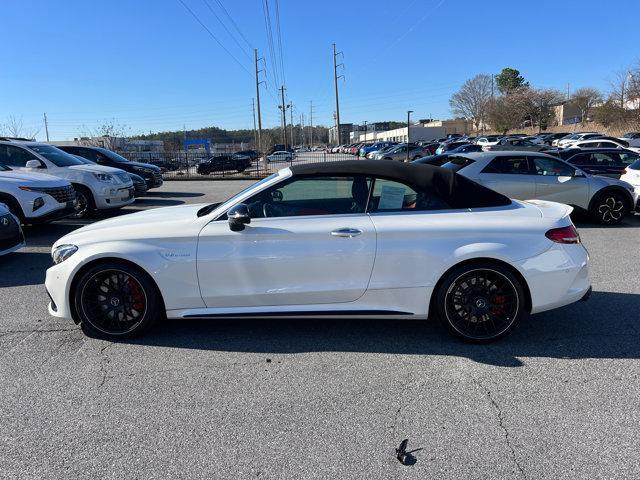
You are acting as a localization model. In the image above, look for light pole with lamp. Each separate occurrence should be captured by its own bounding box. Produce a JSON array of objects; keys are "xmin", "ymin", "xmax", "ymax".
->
[{"xmin": 406, "ymin": 110, "xmax": 414, "ymax": 162}]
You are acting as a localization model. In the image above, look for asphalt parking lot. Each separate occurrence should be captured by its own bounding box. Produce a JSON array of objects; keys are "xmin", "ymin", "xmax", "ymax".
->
[{"xmin": 1, "ymin": 180, "xmax": 639, "ymax": 480}]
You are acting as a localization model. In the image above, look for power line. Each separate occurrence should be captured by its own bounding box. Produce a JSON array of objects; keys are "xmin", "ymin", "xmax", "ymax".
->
[
  {"xmin": 274, "ymin": 0, "xmax": 286, "ymax": 87},
  {"xmin": 212, "ymin": 0, "xmax": 254, "ymax": 51},
  {"xmin": 201, "ymin": 0, "xmax": 252, "ymax": 61},
  {"xmin": 261, "ymin": 0, "xmax": 280, "ymax": 90},
  {"xmin": 175, "ymin": 0, "xmax": 252, "ymax": 77}
]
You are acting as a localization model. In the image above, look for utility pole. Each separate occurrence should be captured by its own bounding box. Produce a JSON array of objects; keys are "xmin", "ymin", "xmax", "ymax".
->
[
  {"xmin": 254, "ymin": 49, "xmax": 264, "ymax": 156},
  {"xmin": 252, "ymin": 98, "xmax": 257, "ymax": 148},
  {"xmin": 289, "ymin": 102, "xmax": 294, "ymax": 148},
  {"xmin": 566, "ymin": 83, "xmax": 570, "ymax": 101},
  {"xmin": 309, "ymin": 100, "xmax": 314, "ymax": 148},
  {"xmin": 43, "ymin": 113, "xmax": 50, "ymax": 142},
  {"xmin": 491, "ymin": 75, "xmax": 495, "ymax": 100},
  {"xmin": 332, "ymin": 43, "xmax": 344, "ymax": 145},
  {"xmin": 278, "ymin": 85, "xmax": 288, "ymax": 147},
  {"xmin": 406, "ymin": 110, "xmax": 413, "ymax": 163}
]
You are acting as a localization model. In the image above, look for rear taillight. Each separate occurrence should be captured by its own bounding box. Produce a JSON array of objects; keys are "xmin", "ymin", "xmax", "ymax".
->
[{"xmin": 545, "ymin": 225, "xmax": 581, "ymax": 244}]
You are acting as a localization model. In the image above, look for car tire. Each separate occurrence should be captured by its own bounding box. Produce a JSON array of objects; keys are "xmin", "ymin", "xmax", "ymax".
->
[
  {"xmin": 435, "ymin": 262, "xmax": 527, "ymax": 343},
  {"xmin": 0, "ymin": 196, "xmax": 25, "ymax": 223},
  {"xmin": 70, "ymin": 185, "xmax": 95, "ymax": 219},
  {"xmin": 73, "ymin": 261, "xmax": 163, "ymax": 339},
  {"xmin": 590, "ymin": 191, "xmax": 628, "ymax": 225}
]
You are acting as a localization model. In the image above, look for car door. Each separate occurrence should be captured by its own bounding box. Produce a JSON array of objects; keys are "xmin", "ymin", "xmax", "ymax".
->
[
  {"xmin": 473, "ymin": 155, "xmax": 536, "ymax": 199},
  {"xmin": 588, "ymin": 152, "xmax": 625, "ymax": 177},
  {"xmin": 196, "ymin": 175, "xmax": 376, "ymax": 308},
  {"xmin": 365, "ymin": 177, "xmax": 469, "ymax": 292},
  {"xmin": 530, "ymin": 155, "xmax": 589, "ymax": 206}
]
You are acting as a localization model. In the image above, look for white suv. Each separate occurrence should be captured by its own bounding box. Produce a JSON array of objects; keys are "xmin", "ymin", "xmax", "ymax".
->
[
  {"xmin": 0, "ymin": 163, "xmax": 75, "ymax": 223},
  {"xmin": 0, "ymin": 140, "xmax": 134, "ymax": 218}
]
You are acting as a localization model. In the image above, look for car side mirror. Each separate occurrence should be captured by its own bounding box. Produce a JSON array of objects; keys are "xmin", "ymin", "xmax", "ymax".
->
[
  {"xmin": 227, "ymin": 203, "xmax": 251, "ymax": 231},
  {"xmin": 574, "ymin": 170, "xmax": 585, "ymax": 177},
  {"xmin": 25, "ymin": 159, "xmax": 43, "ymax": 169}
]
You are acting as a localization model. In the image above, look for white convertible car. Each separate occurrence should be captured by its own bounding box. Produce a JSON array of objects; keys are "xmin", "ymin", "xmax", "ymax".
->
[{"xmin": 46, "ymin": 161, "xmax": 591, "ymax": 342}]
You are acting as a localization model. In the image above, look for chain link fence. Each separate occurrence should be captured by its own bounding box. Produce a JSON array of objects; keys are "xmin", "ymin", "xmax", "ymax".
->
[{"xmin": 115, "ymin": 150, "xmax": 359, "ymax": 179}]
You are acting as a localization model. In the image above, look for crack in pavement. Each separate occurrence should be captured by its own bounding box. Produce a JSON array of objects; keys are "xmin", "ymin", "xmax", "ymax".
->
[
  {"xmin": 473, "ymin": 379, "xmax": 527, "ymax": 480},
  {"xmin": 98, "ymin": 343, "xmax": 113, "ymax": 388},
  {"xmin": 0, "ymin": 327, "xmax": 78, "ymax": 338},
  {"xmin": 390, "ymin": 371, "xmax": 413, "ymax": 440}
]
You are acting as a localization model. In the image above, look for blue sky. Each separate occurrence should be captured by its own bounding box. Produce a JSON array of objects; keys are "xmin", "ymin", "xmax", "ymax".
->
[{"xmin": 2, "ymin": 0, "xmax": 639, "ymax": 140}]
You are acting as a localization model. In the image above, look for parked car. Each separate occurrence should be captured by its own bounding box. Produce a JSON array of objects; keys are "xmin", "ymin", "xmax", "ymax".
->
[
  {"xmin": 360, "ymin": 142, "xmax": 396, "ymax": 157},
  {"xmin": 436, "ymin": 151, "xmax": 636, "ymax": 224},
  {"xmin": 538, "ymin": 133, "xmax": 571, "ymax": 145},
  {"xmin": 58, "ymin": 146, "xmax": 163, "ymax": 189},
  {"xmin": 435, "ymin": 141, "xmax": 473, "ymax": 154},
  {"xmin": 620, "ymin": 158, "xmax": 640, "ymax": 210},
  {"xmin": 235, "ymin": 150, "xmax": 260, "ymax": 161},
  {"xmin": 447, "ymin": 144, "xmax": 483, "ymax": 154},
  {"xmin": 267, "ymin": 144, "xmax": 293, "ymax": 155},
  {"xmin": 0, "ymin": 162, "xmax": 75, "ymax": 224},
  {"xmin": 486, "ymin": 138, "xmax": 551, "ymax": 152},
  {"xmin": 266, "ymin": 151, "xmax": 295, "ymax": 163},
  {"xmin": 0, "ymin": 140, "xmax": 134, "ymax": 218},
  {"xmin": 197, "ymin": 154, "xmax": 252, "ymax": 175},
  {"xmin": 522, "ymin": 136, "xmax": 546, "ymax": 145},
  {"xmin": 555, "ymin": 132, "xmax": 601, "ymax": 148},
  {"xmin": 72, "ymin": 155, "xmax": 148, "ymax": 197},
  {"xmin": 47, "ymin": 160, "xmax": 591, "ymax": 343},
  {"xmin": 475, "ymin": 135, "xmax": 503, "ymax": 147},
  {"xmin": 373, "ymin": 144, "xmax": 430, "ymax": 161},
  {"xmin": 0, "ymin": 202, "xmax": 25, "ymax": 256},
  {"xmin": 570, "ymin": 138, "xmax": 632, "ymax": 150},
  {"xmin": 553, "ymin": 148, "xmax": 640, "ymax": 178},
  {"xmin": 620, "ymin": 132, "xmax": 640, "ymax": 147}
]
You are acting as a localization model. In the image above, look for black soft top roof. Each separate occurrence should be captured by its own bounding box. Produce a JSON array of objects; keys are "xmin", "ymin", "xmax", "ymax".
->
[{"xmin": 290, "ymin": 160, "xmax": 511, "ymax": 209}]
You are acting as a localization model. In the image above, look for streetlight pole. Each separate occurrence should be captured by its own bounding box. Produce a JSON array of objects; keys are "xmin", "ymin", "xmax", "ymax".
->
[{"xmin": 406, "ymin": 110, "xmax": 413, "ymax": 162}]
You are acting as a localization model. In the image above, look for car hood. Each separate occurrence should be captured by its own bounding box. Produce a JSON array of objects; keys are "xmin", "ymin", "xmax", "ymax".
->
[
  {"xmin": 54, "ymin": 203, "xmax": 207, "ymax": 248},
  {"xmin": 124, "ymin": 161, "xmax": 161, "ymax": 171},
  {"xmin": 0, "ymin": 170, "xmax": 70, "ymax": 187},
  {"xmin": 67, "ymin": 164, "xmax": 127, "ymax": 175}
]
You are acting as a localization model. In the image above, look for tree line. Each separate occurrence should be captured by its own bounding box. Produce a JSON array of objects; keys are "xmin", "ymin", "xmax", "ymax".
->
[{"xmin": 450, "ymin": 65, "xmax": 640, "ymax": 134}]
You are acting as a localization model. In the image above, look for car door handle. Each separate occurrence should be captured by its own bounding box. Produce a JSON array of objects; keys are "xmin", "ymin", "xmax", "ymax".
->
[{"xmin": 331, "ymin": 228, "xmax": 362, "ymax": 238}]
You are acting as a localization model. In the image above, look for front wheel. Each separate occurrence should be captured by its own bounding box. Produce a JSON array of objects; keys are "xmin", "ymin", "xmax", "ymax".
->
[
  {"xmin": 590, "ymin": 191, "xmax": 627, "ymax": 225},
  {"xmin": 435, "ymin": 263, "xmax": 527, "ymax": 343},
  {"xmin": 70, "ymin": 186, "xmax": 95, "ymax": 219},
  {"xmin": 73, "ymin": 262, "xmax": 162, "ymax": 339}
]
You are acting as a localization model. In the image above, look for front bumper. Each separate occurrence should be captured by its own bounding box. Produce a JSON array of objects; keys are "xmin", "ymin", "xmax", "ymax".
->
[
  {"xmin": 94, "ymin": 186, "xmax": 135, "ymax": 210},
  {"xmin": 144, "ymin": 173, "xmax": 164, "ymax": 189},
  {"xmin": 27, "ymin": 203, "xmax": 76, "ymax": 224}
]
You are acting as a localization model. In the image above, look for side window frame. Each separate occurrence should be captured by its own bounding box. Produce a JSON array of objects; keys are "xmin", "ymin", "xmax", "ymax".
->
[
  {"xmin": 481, "ymin": 156, "xmax": 532, "ymax": 175},
  {"xmin": 0, "ymin": 144, "xmax": 39, "ymax": 168},
  {"xmin": 366, "ymin": 176, "xmax": 454, "ymax": 213}
]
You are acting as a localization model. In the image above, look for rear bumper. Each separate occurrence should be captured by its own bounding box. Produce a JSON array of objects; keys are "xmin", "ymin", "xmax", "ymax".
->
[{"xmin": 516, "ymin": 242, "xmax": 591, "ymax": 314}]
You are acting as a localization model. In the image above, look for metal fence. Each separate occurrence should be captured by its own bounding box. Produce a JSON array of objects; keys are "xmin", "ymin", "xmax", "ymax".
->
[{"xmin": 115, "ymin": 150, "xmax": 359, "ymax": 179}]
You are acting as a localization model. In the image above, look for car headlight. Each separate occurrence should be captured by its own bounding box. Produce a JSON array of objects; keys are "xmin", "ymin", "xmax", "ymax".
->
[
  {"xmin": 93, "ymin": 173, "xmax": 116, "ymax": 184},
  {"xmin": 52, "ymin": 244, "xmax": 78, "ymax": 265}
]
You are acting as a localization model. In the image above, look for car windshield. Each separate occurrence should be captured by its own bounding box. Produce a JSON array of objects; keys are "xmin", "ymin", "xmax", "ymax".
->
[
  {"xmin": 197, "ymin": 173, "xmax": 279, "ymax": 217},
  {"xmin": 27, "ymin": 144, "xmax": 84, "ymax": 167},
  {"xmin": 99, "ymin": 148, "xmax": 131, "ymax": 163}
]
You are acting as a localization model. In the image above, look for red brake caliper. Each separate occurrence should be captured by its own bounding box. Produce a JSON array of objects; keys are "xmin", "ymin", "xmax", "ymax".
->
[
  {"xmin": 127, "ymin": 278, "xmax": 145, "ymax": 312},
  {"xmin": 491, "ymin": 295, "xmax": 506, "ymax": 316}
]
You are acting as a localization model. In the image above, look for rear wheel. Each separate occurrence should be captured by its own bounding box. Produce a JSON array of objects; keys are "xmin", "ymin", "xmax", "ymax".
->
[
  {"xmin": 436, "ymin": 263, "xmax": 526, "ymax": 342},
  {"xmin": 73, "ymin": 262, "xmax": 162, "ymax": 339},
  {"xmin": 590, "ymin": 191, "xmax": 627, "ymax": 225}
]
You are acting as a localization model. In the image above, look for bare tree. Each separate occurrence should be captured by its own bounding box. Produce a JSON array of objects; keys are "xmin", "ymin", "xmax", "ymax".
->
[
  {"xmin": 79, "ymin": 119, "xmax": 130, "ymax": 149},
  {"xmin": 0, "ymin": 115, "xmax": 40, "ymax": 140},
  {"xmin": 519, "ymin": 88, "xmax": 564, "ymax": 131},
  {"xmin": 449, "ymin": 74, "xmax": 493, "ymax": 133},
  {"xmin": 571, "ymin": 88, "xmax": 603, "ymax": 124},
  {"xmin": 486, "ymin": 95, "xmax": 527, "ymax": 134}
]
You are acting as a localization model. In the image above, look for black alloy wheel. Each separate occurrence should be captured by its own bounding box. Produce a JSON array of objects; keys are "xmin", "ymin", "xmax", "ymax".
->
[
  {"xmin": 437, "ymin": 265, "xmax": 526, "ymax": 342},
  {"xmin": 70, "ymin": 187, "xmax": 93, "ymax": 219},
  {"xmin": 592, "ymin": 192, "xmax": 627, "ymax": 225},
  {"xmin": 74, "ymin": 263, "xmax": 161, "ymax": 339}
]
